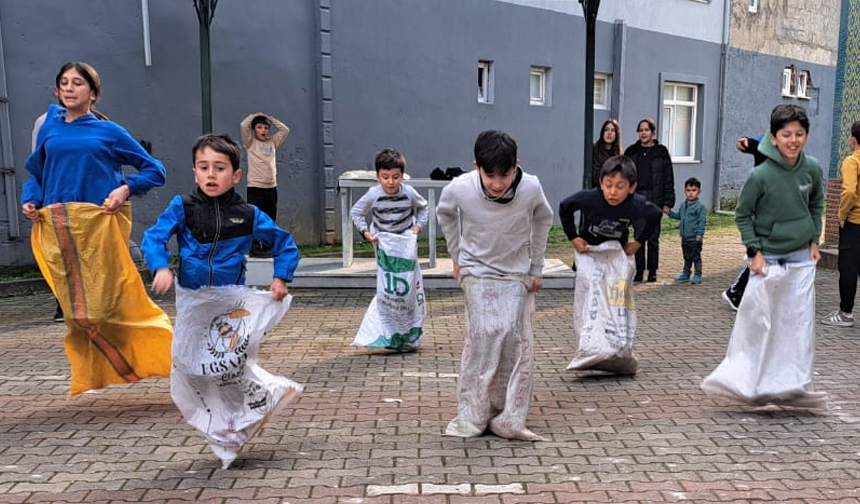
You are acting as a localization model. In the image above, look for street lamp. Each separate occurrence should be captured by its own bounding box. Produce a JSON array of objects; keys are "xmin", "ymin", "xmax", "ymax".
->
[
  {"xmin": 579, "ymin": 0, "xmax": 600, "ymax": 189},
  {"xmin": 193, "ymin": 0, "xmax": 218, "ymax": 134}
]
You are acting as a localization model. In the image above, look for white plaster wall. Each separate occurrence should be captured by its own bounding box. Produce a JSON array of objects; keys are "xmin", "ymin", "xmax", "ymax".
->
[{"xmin": 730, "ymin": 0, "xmax": 839, "ymax": 66}]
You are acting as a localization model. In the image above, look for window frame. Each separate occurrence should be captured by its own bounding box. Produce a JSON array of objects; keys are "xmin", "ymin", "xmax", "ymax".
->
[
  {"xmin": 781, "ymin": 66, "xmax": 797, "ymax": 97},
  {"xmin": 658, "ymin": 72, "xmax": 707, "ymax": 164},
  {"xmin": 594, "ymin": 73, "xmax": 610, "ymax": 110},
  {"xmin": 748, "ymin": 0, "xmax": 758, "ymax": 13},
  {"xmin": 529, "ymin": 66, "xmax": 547, "ymax": 106},
  {"xmin": 797, "ymin": 70, "xmax": 812, "ymax": 100},
  {"xmin": 478, "ymin": 60, "xmax": 494, "ymax": 104}
]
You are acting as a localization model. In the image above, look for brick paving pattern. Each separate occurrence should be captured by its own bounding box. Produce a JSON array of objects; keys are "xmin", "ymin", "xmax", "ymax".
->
[{"xmin": 1, "ymin": 232, "xmax": 859, "ymax": 503}]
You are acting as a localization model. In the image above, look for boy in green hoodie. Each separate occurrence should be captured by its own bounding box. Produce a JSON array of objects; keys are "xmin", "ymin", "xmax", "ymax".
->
[
  {"xmin": 701, "ymin": 104, "xmax": 828, "ymax": 410},
  {"xmin": 735, "ymin": 104, "xmax": 823, "ymax": 272}
]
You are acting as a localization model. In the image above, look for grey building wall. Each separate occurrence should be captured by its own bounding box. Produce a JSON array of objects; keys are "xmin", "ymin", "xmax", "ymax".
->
[
  {"xmin": 1, "ymin": 0, "xmax": 812, "ymax": 268},
  {"xmin": 329, "ymin": 0, "xmax": 581, "ymax": 217},
  {"xmin": 329, "ymin": 0, "xmax": 725, "ymax": 232},
  {"xmin": 0, "ymin": 0, "xmax": 320, "ymax": 267},
  {"xmin": 718, "ymin": 47, "xmax": 836, "ymax": 208},
  {"xmin": 614, "ymin": 26, "xmax": 723, "ymax": 210}
]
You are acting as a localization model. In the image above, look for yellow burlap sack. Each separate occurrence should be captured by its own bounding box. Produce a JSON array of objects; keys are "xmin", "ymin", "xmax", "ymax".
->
[{"xmin": 31, "ymin": 202, "xmax": 172, "ymax": 395}]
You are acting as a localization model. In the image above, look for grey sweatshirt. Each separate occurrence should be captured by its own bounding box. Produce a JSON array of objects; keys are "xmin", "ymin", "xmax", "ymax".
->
[{"xmin": 436, "ymin": 170, "xmax": 553, "ymax": 279}]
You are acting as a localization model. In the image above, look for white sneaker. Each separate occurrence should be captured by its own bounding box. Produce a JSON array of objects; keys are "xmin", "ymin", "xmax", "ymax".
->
[{"xmin": 821, "ymin": 310, "xmax": 854, "ymax": 327}]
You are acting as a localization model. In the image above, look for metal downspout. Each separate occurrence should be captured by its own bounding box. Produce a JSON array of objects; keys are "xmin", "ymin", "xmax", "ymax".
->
[
  {"xmin": 0, "ymin": 17, "xmax": 20, "ymax": 238},
  {"xmin": 712, "ymin": 0, "xmax": 732, "ymax": 212}
]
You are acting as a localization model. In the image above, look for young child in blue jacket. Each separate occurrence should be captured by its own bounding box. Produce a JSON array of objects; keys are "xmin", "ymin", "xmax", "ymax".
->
[
  {"xmin": 666, "ymin": 177, "xmax": 707, "ymax": 284},
  {"xmin": 142, "ymin": 134, "xmax": 299, "ymax": 298}
]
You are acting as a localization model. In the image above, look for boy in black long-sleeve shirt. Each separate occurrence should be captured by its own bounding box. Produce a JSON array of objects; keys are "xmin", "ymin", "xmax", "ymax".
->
[
  {"xmin": 559, "ymin": 155, "xmax": 663, "ymax": 375},
  {"xmin": 559, "ymin": 155, "xmax": 663, "ymax": 255}
]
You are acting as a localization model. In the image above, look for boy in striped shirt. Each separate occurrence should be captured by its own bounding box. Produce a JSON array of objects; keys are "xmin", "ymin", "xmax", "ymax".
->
[{"xmin": 350, "ymin": 148, "xmax": 428, "ymax": 242}]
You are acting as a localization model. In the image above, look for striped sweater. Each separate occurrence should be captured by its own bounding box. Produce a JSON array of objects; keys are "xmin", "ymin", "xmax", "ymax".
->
[{"xmin": 350, "ymin": 183, "xmax": 429, "ymax": 235}]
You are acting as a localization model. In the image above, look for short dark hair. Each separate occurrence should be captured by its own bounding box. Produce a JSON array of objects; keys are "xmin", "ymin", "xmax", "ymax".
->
[
  {"xmin": 474, "ymin": 130, "xmax": 517, "ymax": 175},
  {"xmin": 850, "ymin": 121, "xmax": 860, "ymax": 144},
  {"xmin": 250, "ymin": 115, "xmax": 270, "ymax": 129},
  {"xmin": 770, "ymin": 104, "xmax": 809, "ymax": 136},
  {"xmin": 599, "ymin": 155, "xmax": 637, "ymax": 184},
  {"xmin": 685, "ymin": 177, "xmax": 701, "ymax": 189},
  {"xmin": 374, "ymin": 148, "xmax": 407, "ymax": 173},
  {"xmin": 192, "ymin": 134, "xmax": 242, "ymax": 171}
]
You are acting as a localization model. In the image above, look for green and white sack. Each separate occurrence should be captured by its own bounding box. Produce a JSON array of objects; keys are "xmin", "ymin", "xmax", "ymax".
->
[{"xmin": 353, "ymin": 232, "xmax": 426, "ymax": 351}]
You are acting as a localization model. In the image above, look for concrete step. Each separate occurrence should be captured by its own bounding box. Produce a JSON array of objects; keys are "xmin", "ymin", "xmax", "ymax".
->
[{"xmin": 247, "ymin": 257, "xmax": 575, "ymax": 289}]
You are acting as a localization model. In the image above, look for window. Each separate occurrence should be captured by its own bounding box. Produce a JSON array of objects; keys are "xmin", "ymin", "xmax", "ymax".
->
[
  {"xmin": 781, "ymin": 65, "xmax": 797, "ymax": 97},
  {"xmin": 530, "ymin": 66, "xmax": 548, "ymax": 106},
  {"xmin": 594, "ymin": 73, "xmax": 610, "ymax": 110},
  {"xmin": 478, "ymin": 60, "xmax": 494, "ymax": 104},
  {"xmin": 662, "ymin": 82, "xmax": 698, "ymax": 161},
  {"xmin": 748, "ymin": 0, "xmax": 758, "ymax": 13},
  {"xmin": 797, "ymin": 70, "xmax": 812, "ymax": 99}
]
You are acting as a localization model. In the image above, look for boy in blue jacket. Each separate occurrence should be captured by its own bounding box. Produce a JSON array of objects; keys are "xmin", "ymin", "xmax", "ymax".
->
[
  {"xmin": 142, "ymin": 134, "xmax": 299, "ymax": 298},
  {"xmin": 666, "ymin": 177, "xmax": 707, "ymax": 284}
]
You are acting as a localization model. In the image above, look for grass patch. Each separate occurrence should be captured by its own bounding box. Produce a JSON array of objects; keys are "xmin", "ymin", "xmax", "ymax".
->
[{"xmin": 0, "ymin": 266, "xmax": 43, "ymax": 282}]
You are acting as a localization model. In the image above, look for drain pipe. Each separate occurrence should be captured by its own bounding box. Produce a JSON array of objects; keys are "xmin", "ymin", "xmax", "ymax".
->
[
  {"xmin": 712, "ymin": 0, "xmax": 732, "ymax": 213},
  {"xmin": 0, "ymin": 18, "xmax": 20, "ymax": 238}
]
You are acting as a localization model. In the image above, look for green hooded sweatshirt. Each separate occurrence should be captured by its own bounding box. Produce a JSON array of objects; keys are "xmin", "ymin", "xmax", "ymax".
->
[{"xmin": 734, "ymin": 132, "xmax": 824, "ymax": 255}]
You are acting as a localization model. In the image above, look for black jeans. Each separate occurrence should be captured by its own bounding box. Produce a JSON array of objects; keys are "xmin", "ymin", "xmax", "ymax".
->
[
  {"xmin": 247, "ymin": 186, "xmax": 278, "ymax": 223},
  {"xmin": 635, "ymin": 224, "xmax": 661, "ymax": 276},
  {"xmin": 838, "ymin": 221, "xmax": 860, "ymax": 313},
  {"xmin": 680, "ymin": 239, "xmax": 702, "ymax": 276},
  {"xmin": 247, "ymin": 187, "xmax": 278, "ymax": 253}
]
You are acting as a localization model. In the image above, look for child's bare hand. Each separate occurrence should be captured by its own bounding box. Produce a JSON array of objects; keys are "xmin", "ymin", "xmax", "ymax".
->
[
  {"xmin": 624, "ymin": 240, "xmax": 641, "ymax": 256},
  {"xmin": 452, "ymin": 262, "xmax": 460, "ymax": 281},
  {"xmin": 270, "ymin": 278, "xmax": 289, "ymax": 301},
  {"xmin": 103, "ymin": 184, "xmax": 131, "ymax": 214},
  {"xmin": 363, "ymin": 230, "xmax": 378, "ymax": 243},
  {"xmin": 736, "ymin": 137, "xmax": 749, "ymax": 152},
  {"xmin": 809, "ymin": 243, "xmax": 820, "ymax": 262},
  {"xmin": 529, "ymin": 276, "xmax": 544, "ymax": 293},
  {"xmin": 21, "ymin": 203, "xmax": 41, "ymax": 222},
  {"xmin": 411, "ymin": 226, "xmax": 421, "ymax": 234},
  {"xmin": 750, "ymin": 252, "xmax": 766, "ymax": 276},
  {"xmin": 151, "ymin": 268, "xmax": 174, "ymax": 295},
  {"xmin": 571, "ymin": 238, "xmax": 589, "ymax": 253}
]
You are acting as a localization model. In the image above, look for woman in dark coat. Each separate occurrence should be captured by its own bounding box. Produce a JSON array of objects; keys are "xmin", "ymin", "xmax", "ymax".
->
[{"xmin": 624, "ymin": 117, "xmax": 675, "ymax": 282}]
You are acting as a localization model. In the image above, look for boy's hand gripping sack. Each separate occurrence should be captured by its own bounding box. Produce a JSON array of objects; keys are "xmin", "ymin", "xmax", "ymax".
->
[
  {"xmin": 353, "ymin": 232, "xmax": 426, "ymax": 351},
  {"xmin": 172, "ymin": 285, "xmax": 303, "ymax": 469},
  {"xmin": 567, "ymin": 241, "xmax": 638, "ymax": 375}
]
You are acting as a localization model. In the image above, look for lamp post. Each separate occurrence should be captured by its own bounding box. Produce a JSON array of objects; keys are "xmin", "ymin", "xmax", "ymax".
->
[
  {"xmin": 579, "ymin": 0, "xmax": 600, "ymax": 189},
  {"xmin": 193, "ymin": 0, "xmax": 218, "ymax": 134}
]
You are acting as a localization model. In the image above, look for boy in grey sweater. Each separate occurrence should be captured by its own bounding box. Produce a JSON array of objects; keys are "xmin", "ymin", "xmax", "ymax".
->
[{"xmin": 437, "ymin": 130, "xmax": 553, "ymax": 441}]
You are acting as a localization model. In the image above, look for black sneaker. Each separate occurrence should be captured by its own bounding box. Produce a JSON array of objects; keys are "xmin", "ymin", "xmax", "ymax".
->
[
  {"xmin": 53, "ymin": 303, "xmax": 64, "ymax": 323},
  {"xmin": 647, "ymin": 274, "xmax": 657, "ymax": 283},
  {"xmin": 633, "ymin": 274, "xmax": 643, "ymax": 283},
  {"xmin": 721, "ymin": 290, "xmax": 740, "ymax": 311}
]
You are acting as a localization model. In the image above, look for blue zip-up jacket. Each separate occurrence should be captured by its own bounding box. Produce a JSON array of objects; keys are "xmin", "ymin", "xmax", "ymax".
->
[
  {"xmin": 142, "ymin": 188, "xmax": 299, "ymax": 289},
  {"xmin": 667, "ymin": 198, "xmax": 707, "ymax": 241},
  {"xmin": 23, "ymin": 104, "xmax": 166, "ymax": 207}
]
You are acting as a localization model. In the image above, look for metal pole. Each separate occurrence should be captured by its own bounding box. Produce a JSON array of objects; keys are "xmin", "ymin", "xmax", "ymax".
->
[
  {"xmin": 580, "ymin": 0, "xmax": 600, "ymax": 189},
  {"xmin": 194, "ymin": 0, "xmax": 218, "ymax": 134}
]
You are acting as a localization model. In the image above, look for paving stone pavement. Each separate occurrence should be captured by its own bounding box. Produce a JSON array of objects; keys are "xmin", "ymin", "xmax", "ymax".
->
[{"xmin": 1, "ymin": 233, "xmax": 860, "ymax": 504}]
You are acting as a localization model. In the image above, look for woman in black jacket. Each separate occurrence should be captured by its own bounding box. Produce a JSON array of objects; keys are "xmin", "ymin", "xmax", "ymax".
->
[{"xmin": 624, "ymin": 117, "xmax": 675, "ymax": 282}]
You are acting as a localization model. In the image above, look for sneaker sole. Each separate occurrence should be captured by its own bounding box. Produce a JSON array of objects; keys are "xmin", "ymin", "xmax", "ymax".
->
[
  {"xmin": 721, "ymin": 291, "xmax": 739, "ymax": 311},
  {"xmin": 821, "ymin": 320, "xmax": 854, "ymax": 327}
]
